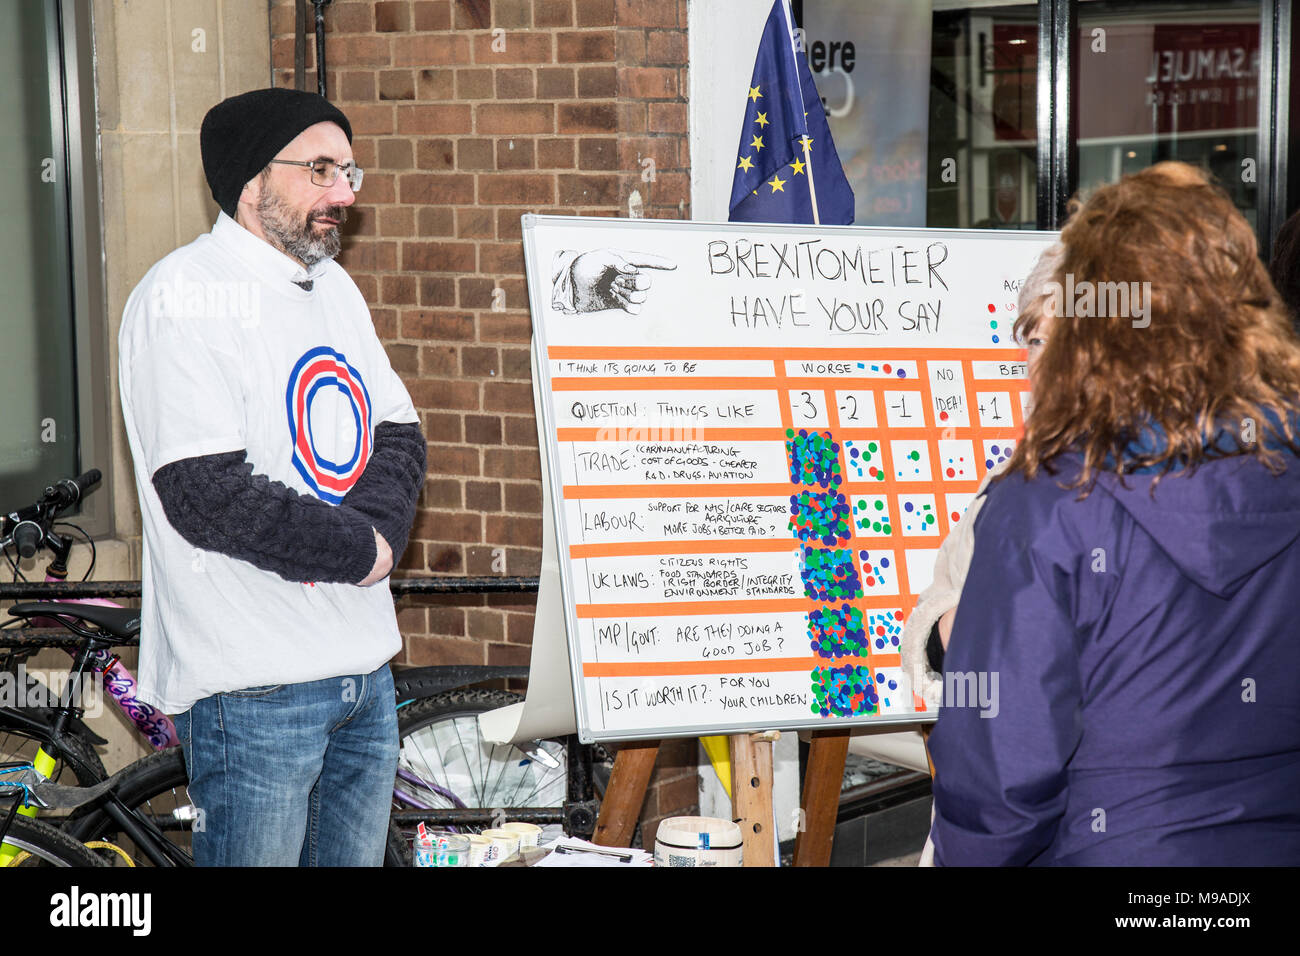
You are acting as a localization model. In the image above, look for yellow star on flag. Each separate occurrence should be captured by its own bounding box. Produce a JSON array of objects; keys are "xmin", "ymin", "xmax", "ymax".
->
[
  {"xmin": 748, "ymin": 85, "xmax": 762, "ymax": 102},
  {"xmin": 799, "ymin": 135, "xmax": 814, "ymax": 152},
  {"xmin": 755, "ymin": 111, "xmax": 770, "ymax": 128},
  {"xmin": 768, "ymin": 173, "xmax": 786, "ymax": 193},
  {"xmin": 738, "ymin": 155, "xmax": 754, "ymax": 172},
  {"xmin": 790, "ymin": 158, "xmax": 806, "ymax": 176},
  {"xmin": 750, "ymin": 134, "xmax": 765, "ymax": 152}
]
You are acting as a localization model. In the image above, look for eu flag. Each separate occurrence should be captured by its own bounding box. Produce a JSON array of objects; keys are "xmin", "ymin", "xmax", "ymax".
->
[{"xmin": 728, "ymin": 0, "xmax": 854, "ymax": 225}]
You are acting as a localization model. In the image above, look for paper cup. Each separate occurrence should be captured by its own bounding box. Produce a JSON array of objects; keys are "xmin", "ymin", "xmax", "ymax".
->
[
  {"xmin": 481, "ymin": 828, "xmax": 521, "ymax": 862},
  {"xmin": 501, "ymin": 822, "xmax": 543, "ymax": 849},
  {"xmin": 467, "ymin": 834, "xmax": 495, "ymax": 867}
]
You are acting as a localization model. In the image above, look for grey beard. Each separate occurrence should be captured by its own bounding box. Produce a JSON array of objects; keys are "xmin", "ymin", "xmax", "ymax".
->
[{"xmin": 255, "ymin": 189, "xmax": 344, "ymax": 267}]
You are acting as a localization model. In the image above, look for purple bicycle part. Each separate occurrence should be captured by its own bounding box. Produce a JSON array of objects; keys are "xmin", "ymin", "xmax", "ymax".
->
[
  {"xmin": 29, "ymin": 578, "xmax": 179, "ymax": 750},
  {"xmin": 394, "ymin": 765, "xmax": 465, "ymax": 810}
]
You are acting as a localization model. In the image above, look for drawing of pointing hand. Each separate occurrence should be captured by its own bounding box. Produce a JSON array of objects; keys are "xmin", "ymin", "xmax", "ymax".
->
[{"xmin": 568, "ymin": 249, "xmax": 677, "ymax": 314}]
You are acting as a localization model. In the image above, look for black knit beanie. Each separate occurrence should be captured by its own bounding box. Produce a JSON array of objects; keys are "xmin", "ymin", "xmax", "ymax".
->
[{"xmin": 200, "ymin": 88, "xmax": 353, "ymax": 218}]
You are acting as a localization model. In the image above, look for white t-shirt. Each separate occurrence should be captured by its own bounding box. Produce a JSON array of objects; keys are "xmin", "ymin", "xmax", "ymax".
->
[{"xmin": 118, "ymin": 213, "xmax": 419, "ymax": 714}]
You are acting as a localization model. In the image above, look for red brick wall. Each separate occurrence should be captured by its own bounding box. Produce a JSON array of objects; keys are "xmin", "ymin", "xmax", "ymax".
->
[{"xmin": 269, "ymin": 0, "xmax": 697, "ymax": 844}]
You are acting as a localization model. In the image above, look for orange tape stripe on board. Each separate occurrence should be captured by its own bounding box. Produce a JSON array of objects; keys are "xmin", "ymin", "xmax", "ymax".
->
[
  {"xmin": 555, "ymin": 427, "xmax": 1022, "ymax": 442},
  {"xmin": 575, "ymin": 596, "xmax": 911, "ymax": 616},
  {"xmin": 548, "ymin": 346, "xmax": 1025, "ymax": 361},
  {"xmin": 581, "ymin": 654, "xmax": 902, "ymax": 678}
]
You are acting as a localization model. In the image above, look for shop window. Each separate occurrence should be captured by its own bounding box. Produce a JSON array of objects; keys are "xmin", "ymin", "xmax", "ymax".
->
[
  {"xmin": 1076, "ymin": 0, "xmax": 1261, "ymax": 226},
  {"xmin": 0, "ymin": 0, "xmax": 103, "ymax": 524}
]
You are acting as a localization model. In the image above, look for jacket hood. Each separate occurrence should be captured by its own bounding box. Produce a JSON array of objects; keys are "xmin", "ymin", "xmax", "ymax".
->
[{"xmin": 1089, "ymin": 421, "xmax": 1300, "ymax": 598}]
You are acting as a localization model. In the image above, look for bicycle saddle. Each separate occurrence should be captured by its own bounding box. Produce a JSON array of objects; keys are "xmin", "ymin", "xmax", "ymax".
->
[{"xmin": 6, "ymin": 602, "xmax": 141, "ymax": 641}]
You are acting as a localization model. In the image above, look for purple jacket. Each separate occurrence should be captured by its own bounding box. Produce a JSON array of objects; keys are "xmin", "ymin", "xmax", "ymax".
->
[{"xmin": 929, "ymin": 447, "xmax": 1300, "ymax": 865}]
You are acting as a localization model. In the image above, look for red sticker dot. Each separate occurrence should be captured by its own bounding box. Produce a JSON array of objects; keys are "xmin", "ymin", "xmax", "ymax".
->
[
  {"xmin": 951, "ymin": 511, "xmax": 961, "ymax": 522},
  {"xmin": 987, "ymin": 303, "xmax": 996, "ymax": 313},
  {"xmin": 946, "ymin": 467, "xmax": 955, "ymax": 477},
  {"xmin": 939, "ymin": 410, "xmax": 948, "ymax": 421}
]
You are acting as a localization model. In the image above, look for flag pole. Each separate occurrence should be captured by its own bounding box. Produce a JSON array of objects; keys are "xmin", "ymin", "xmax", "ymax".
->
[{"xmin": 781, "ymin": 0, "xmax": 820, "ymax": 225}]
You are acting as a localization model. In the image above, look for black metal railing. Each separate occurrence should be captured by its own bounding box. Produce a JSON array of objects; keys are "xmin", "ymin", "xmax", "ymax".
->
[{"xmin": 0, "ymin": 576, "xmax": 541, "ymax": 601}]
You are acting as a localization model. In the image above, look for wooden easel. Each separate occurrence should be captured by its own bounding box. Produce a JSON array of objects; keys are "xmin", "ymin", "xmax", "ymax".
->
[
  {"xmin": 593, "ymin": 726, "xmax": 933, "ymax": 867},
  {"xmin": 591, "ymin": 730, "xmax": 793, "ymax": 866}
]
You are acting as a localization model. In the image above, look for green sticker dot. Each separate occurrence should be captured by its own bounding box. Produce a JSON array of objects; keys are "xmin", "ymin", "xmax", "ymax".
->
[{"xmin": 873, "ymin": 500, "xmax": 884, "ymax": 511}]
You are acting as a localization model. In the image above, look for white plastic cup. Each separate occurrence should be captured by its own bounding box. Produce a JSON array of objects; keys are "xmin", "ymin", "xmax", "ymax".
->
[
  {"xmin": 467, "ymin": 834, "xmax": 495, "ymax": 867},
  {"xmin": 481, "ymin": 828, "xmax": 521, "ymax": 862},
  {"xmin": 501, "ymin": 821, "xmax": 542, "ymax": 849}
]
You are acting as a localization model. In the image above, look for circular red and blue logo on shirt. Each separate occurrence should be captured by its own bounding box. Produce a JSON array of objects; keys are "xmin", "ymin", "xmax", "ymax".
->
[{"xmin": 285, "ymin": 345, "xmax": 372, "ymax": 503}]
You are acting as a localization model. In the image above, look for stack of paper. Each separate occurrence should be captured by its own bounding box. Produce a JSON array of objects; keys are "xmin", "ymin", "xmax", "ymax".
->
[{"xmin": 533, "ymin": 837, "xmax": 654, "ymax": 867}]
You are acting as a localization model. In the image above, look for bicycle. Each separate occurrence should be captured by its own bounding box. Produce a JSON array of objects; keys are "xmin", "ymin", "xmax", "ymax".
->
[
  {"xmin": 2, "ymin": 596, "xmax": 590, "ymax": 866},
  {"xmin": 1, "ymin": 469, "xmax": 174, "ymax": 784},
  {"xmin": 61, "ymin": 678, "xmax": 599, "ymax": 867},
  {"xmin": 2, "ymin": 469, "xmax": 602, "ymax": 865},
  {"xmin": 0, "ymin": 761, "xmax": 109, "ymax": 867}
]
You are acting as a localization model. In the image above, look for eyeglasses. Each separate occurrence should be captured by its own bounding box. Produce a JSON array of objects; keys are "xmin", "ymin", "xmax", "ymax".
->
[{"xmin": 267, "ymin": 158, "xmax": 364, "ymax": 192}]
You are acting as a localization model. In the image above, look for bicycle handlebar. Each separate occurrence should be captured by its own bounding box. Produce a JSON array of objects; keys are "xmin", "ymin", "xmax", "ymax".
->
[
  {"xmin": 1, "ymin": 467, "xmax": 103, "ymax": 557},
  {"xmin": 45, "ymin": 470, "xmax": 101, "ymax": 511}
]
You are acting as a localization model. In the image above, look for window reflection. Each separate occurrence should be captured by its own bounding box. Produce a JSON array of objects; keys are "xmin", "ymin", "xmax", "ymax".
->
[
  {"xmin": 804, "ymin": 0, "xmax": 1262, "ymax": 230},
  {"xmin": 1076, "ymin": 1, "xmax": 1260, "ymax": 226}
]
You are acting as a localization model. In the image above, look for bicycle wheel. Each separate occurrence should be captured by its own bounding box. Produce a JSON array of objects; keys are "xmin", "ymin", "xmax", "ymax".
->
[
  {"xmin": 390, "ymin": 689, "xmax": 568, "ymax": 863},
  {"xmin": 0, "ymin": 716, "xmax": 108, "ymax": 788},
  {"xmin": 64, "ymin": 747, "xmax": 193, "ymax": 867},
  {"xmin": 1, "ymin": 814, "xmax": 108, "ymax": 867}
]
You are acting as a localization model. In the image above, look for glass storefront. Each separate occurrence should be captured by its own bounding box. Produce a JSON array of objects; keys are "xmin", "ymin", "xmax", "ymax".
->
[
  {"xmin": 1076, "ymin": 1, "xmax": 1260, "ymax": 227},
  {"xmin": 798, "ymin": 0, "xmax": 1266, "ymax": 233}
]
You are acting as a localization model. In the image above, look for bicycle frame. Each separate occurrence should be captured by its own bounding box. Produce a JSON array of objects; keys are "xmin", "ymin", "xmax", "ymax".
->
[
  {"xmin": 0, "ymin": 541, "xmax": 180, "ymax": 865},
  {"xmin": 2, "ymin": 470, "xmax": 588, "ymax": 862}
]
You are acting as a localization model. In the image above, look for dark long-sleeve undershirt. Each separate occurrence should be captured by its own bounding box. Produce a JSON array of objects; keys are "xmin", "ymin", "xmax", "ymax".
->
[
  {"xmin": 340, "ymin": 420, "xmax": 426, "ymax": 564},
  {"xmin": 152, "ymin": 420, "xmax": 425, "ymax": 585},
  {"xmin": 926, "ymin": 619, "xmax": 945, "ymax": 675},
  {"xmin": 152, "ymin": 451, "xmax": 379, "ymax": 585}
]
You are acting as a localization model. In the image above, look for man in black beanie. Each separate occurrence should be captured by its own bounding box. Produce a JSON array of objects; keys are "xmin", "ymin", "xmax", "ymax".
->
[{"xmin": 117, "ymin": 88, "xmax": 426, "ymax": 866}]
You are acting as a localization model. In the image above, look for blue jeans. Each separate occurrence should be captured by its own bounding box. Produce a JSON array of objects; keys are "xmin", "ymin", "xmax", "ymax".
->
[{"xmin": 174, "ymin": 664, "xmax": 397, "ymax": 866}]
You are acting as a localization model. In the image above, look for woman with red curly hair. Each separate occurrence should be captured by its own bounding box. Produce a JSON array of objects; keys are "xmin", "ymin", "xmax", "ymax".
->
[{"xmin": 928, "ymin": 162, "xmax": 1300, "ymax": 865}]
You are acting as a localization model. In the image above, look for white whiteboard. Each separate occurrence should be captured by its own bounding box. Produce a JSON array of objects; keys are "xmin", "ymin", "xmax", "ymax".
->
[{"xmin": 521, "ymin": 215, "xmax": 1055, "ymax": 742}]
